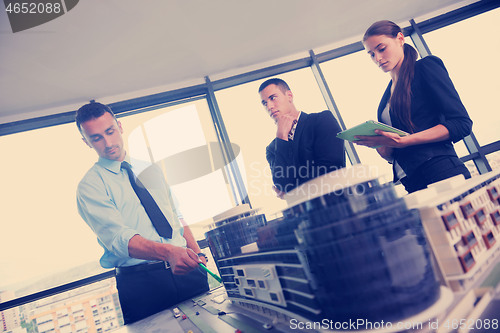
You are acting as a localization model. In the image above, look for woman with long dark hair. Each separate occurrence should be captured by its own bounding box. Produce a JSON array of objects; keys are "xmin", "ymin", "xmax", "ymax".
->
[{"xmin": 356, "ymin": 20, "xmax": 472, "ymax": 193}]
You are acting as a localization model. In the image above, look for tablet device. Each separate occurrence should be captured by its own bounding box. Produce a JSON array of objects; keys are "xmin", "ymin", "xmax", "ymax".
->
[{"xmin": 336, "ymin": 120, "xmax": 408, "ymax": 142}]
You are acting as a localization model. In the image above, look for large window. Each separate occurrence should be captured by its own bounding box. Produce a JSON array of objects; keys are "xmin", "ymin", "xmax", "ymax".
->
[
  {"xmin": 0, "ymin": 99, "xmax": 228, "ymax": 303},
  {"xmin": 423, "ymin": 8, "xmax": 500, "ymax": 147},
  {"xmin": 120, "ymin": 99, "xmax": 239, "ymax": 238},
  {"xmin": 0, "ymin": 123, "xmax": 106, "ymax": 300},
  {"xmin": 216, "ymin": 68, "xmax": 329, "ymax": 217},
  {"xmin": 320, "ymin": 50, "xmax": 394, "ymax": 180},
  {"xmin": 121, "ymin": 100, "xmax": 227, "ymax": 291},
  {"xmin": 0, "ymin": 100, "xmax": 226, "ymax": 333}
]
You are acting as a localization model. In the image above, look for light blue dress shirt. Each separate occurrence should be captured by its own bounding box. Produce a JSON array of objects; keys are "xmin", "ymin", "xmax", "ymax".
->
[{"xmin": 77, "ymin": 157, "xmax": 186, "ymax": 268}]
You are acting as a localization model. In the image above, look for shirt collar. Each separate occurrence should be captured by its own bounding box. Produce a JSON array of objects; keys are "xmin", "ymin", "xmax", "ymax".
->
[
  {"xmin": 97, "ymin": 155, "xmax": 130, "ymax": 174},
  {"xmin": 288, "ymin": 111, "xmax": 302, "ymax": 141}
]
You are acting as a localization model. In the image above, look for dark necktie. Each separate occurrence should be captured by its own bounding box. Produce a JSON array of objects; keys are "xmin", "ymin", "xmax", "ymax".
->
[{"xmin": 121, "ymin": 161, "xmax": 173, "ymax": 239}]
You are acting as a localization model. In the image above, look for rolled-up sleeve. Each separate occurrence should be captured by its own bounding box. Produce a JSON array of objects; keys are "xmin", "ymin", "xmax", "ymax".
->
[
  {"xmin": 418, "ymin": 56, "xmax": 472, "ymax": 142},
  {"xmin": 77, "ymin": 177, "xmax": 137, "ymax": 262}
]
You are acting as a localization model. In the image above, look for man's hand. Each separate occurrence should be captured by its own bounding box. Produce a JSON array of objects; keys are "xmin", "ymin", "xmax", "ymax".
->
[
  {"xmin": 166, "ymin": 246, "xmax": 202, "ymax": 275},
  {"xmin": 198, "ymin": 254, "xmax": 207, "ymax": 265},
  {"xmin": 180, "ymin": 221, "xmax": 207, "ymax": 265},
  {"xmin": 128, "ymin": 235, "xmax": 201, "ymax": 275},
  {"xmin": 276, "ymin": 114, "xmax": 297, "ymax": 140}
]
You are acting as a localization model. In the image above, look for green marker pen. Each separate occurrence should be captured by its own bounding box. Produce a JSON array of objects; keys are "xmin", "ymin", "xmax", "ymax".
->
[{"xmin": 199, "ymin": 263, "xmax": 222, "ymax": 283}]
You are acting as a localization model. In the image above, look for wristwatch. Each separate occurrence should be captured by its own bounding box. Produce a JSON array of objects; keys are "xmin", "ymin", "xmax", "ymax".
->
[{"xmin": 197, "ymin": 253, "xmax": 208, "ymax": 262}]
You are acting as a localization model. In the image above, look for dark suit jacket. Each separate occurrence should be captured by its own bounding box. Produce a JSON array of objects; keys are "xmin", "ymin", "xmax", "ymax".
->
[
  {"xmin": 266, "ymin": 111, "xmax": 345, "ymax": 193},
  {"xmin": 377, "ymin": 56, "xmax": 472, "ymax": 179}
]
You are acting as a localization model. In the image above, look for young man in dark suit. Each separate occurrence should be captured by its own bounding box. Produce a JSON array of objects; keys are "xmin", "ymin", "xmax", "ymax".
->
[{"xmin": 259, "ymin": 78, "xmax": 345, "ymax": 197}]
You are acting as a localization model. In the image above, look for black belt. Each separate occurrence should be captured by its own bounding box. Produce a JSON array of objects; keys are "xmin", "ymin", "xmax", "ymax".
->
[{"xmin": 115, "ymin": 261, "xmax": 170, "ymax": 275}]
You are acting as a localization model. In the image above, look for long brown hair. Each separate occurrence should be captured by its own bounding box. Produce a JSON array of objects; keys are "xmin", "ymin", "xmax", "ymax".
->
[{"xmin": 363, "ymin": 20, "xmax": 418, "ymax": 132}]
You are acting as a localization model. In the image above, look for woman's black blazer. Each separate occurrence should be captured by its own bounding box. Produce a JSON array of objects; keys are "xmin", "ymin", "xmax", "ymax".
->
[{"xmin": 377, "ymin": 55, "xmax": 472, "ymax": 178}]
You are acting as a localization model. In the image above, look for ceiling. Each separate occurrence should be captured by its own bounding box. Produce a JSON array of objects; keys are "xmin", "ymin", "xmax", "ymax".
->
[{"xmin": 0, "ymin": 0, "xmax": 475, "ymax": 125}]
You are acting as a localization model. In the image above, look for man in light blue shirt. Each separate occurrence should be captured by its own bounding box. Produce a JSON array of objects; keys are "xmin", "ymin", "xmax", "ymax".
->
[{"xmin": 76, "ymin": 101, "xmax": 208, "ymax": 324}]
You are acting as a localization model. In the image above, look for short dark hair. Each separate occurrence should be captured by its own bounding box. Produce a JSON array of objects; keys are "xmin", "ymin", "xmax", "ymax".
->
[
  {"xmin": 258, "ymin": 78, "xmax": 291, "ymax": 93},
  {"xmin": 75, "ymin": 101, "xmax": 116, "ymax": 133}
]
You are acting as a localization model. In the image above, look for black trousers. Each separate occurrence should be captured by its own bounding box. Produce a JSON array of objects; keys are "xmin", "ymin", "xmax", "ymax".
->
[
  {"xmin": 400, "ymin": 155, "xmax": 471, "ymax": 193},
  {"xmin": 115, "ymin": 263, "xmax": 209, "ymax": 324}
]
